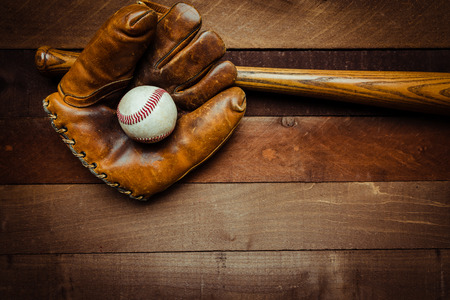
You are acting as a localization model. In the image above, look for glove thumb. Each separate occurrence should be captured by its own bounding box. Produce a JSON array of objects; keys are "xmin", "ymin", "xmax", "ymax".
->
[{"xmin": 59, "ymin": 4, "xmax": 158, "ymax": 107}]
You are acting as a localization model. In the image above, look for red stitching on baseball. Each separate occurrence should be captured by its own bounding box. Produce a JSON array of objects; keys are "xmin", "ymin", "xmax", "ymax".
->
[
  {"xmin": 117, "ymin": 88, "xmax": 166, "ymax": 125},
  {"xmin": 132, "ymin": 128, "xmax": 174, "ymax": 143}
]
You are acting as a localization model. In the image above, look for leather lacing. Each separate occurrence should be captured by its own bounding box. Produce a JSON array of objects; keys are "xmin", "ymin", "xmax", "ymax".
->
[{"xmin": 43, "ymin": 99, "xmax": 146, "ymax": 201}]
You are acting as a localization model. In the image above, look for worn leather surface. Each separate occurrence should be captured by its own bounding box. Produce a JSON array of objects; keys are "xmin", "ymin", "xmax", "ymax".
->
[
  {"xmin": 133, "ymin": 3, "xmax": 237, "ymax": 110},
  {"xmin": 43, "ymin": 2, "xmax": 246, "ymax": 200},
  {"xmin": 59, "ymin": 4, "xmax": 158, "ymax": 107}
]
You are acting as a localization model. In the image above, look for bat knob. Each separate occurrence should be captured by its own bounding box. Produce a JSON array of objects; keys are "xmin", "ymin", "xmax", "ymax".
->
[
  {"xmin": 35, "ymin": 46, "xmax": 52, "ymax": 74},
  {"xmin": 34, "ymin": 46, "xmax": 79, "ymax": 77}
]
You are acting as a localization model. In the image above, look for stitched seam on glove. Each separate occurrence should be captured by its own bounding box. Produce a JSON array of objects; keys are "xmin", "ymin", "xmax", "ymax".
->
[
  {"xmin": 154, "ymin": 25, "xmax": 201, "ymax": 70},
  {"xmin": 59, "ymin": 78, "xmax": 132, "ymax": 107},
  {"xmin": 138, "ymin": 1, "xmax": 170, "ymax": 17},
  {"xmin": 43, "ymin": 98, "xmax": 147, "ymax": 201},
  {"xmin": 173, "ymin": 64, "xmax": 213, "ymax": 94},
  {"xmin": 154, "ymin": 4, "xmax": 202, "ymax": 69}
]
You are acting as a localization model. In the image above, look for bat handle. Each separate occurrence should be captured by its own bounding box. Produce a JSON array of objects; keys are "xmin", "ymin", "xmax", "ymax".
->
[
  {"xmin": 35, "ymin": 47, "xmax": 450, "ymax": 115},
  {"xmin": 35, "ymin": 46, "xmax": 79, "ymax": 76}
]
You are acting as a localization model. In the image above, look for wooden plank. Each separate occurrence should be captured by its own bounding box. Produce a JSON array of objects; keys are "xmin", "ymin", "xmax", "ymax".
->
[
  {"xmin": 0, "ymin": 50, "xmax": 56, "ymax": 119},
  {"xmin": 194, "ymin": 116, "xmax": 450, "ymax": 183},
  {"xmin": 1, "ymin": 182, "xmax": 449, "ymax": 254},
  {"xmin": 0, "ymin": 250, "xmax": 447, "ymax": 299},
  {"xmin": 3, "ymin": 50, "xmax": 449, "ymax": 119},
  {"xmin": 1, "ymin": 0, "xmax": 449, "ymax": 49},
  {"xmin": 1, "ymin": 116, "xmax": 449, "ymax": 184}
]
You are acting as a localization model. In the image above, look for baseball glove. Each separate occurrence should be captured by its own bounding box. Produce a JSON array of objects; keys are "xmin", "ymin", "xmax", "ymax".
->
[{"xmin": 43, "ymin": 1, "xmax": 246, "ymax": 200}]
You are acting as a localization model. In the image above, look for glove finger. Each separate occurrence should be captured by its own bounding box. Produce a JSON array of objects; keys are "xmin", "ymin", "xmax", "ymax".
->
[
  {"xmin": 160, "ymin": 31, "xmax": 226, "ymax": 91},
  {"xmin": 172, "ymin": 61, "xmax": 237, "ymax": 110},
  {"xmin": 59, "ymin": 4, "xmax": 158, "ymax": 107},
  {"xmin": 154, "ymin": 3, "xmax": 202, "ymax": 68},
  {"xmin": 132, "ymin": 3, "xmax": 202, "ymax": 87}
]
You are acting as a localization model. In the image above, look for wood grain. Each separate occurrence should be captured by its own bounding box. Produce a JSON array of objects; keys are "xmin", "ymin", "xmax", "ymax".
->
[
  {"xmin": 1, "ymin": 0, "xmax": 449, "ymax": 49},
  {"xmin": 1, "ymin": 116, "xmax": 449, "ymax": 184},
  {"xmin": 1, "ymin": 250, "xmax": 448, "ymax": 299},
  {"xmin": 236, "ymin": 67, "xmax": 450, "ymax": 115},
  {"xmin": 195, "ymin": 116, "xmax": 450, "ymax": 183},
  {"xmin": 1, "ymin": 182, "xmax": 449, "ymax": 254}
]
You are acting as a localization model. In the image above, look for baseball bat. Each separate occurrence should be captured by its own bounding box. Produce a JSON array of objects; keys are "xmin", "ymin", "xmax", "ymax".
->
[{"xmin": 35, "ymin": 46, "xmax": 450, "ymax": 115}]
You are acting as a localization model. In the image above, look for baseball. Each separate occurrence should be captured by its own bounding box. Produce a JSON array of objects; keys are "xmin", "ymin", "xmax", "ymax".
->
[{"xmin": 117, "ymin": 86, "xmax": 177, "ymax": 143}]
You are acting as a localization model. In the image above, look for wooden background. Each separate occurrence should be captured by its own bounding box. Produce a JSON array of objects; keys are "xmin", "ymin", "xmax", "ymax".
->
[{"xmin": 1, "ymin": 0, "xmax": 449, "ymax": 298}]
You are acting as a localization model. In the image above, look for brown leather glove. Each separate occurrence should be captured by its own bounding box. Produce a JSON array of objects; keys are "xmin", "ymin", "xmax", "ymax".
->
[{"xmin": 43, "ymin": 1, "xmax": 246, "ymax": 201}]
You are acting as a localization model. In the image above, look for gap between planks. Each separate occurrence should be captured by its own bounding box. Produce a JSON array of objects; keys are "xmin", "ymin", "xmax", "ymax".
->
[{"xmin": 3, "ymin": 248, "xmax": 449, "ymax": 256}]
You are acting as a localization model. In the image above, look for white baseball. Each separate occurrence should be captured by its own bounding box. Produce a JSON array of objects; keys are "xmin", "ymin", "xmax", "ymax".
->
[{"xmin": 117, "ymin": 86, "xmax": 177, "ymax": 143}]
